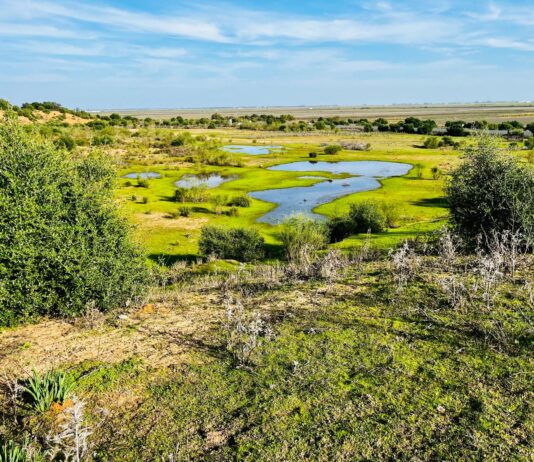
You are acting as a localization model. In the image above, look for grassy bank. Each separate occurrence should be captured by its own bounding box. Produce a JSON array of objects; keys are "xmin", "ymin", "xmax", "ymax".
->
[{"xmin": 2, "ymin": 250, "xmax": 532, "ymax": 460}]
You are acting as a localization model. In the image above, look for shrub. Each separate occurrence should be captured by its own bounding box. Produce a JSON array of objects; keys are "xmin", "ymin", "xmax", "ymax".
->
[
  {"xmin": 54, "ymin": 134, "xmax": 76, "ymax": 151},
  {"xmin": 431, "ymin": 166, "xmax": 441, "ymax": 180},
  {"xmin": 439, "ymin": 136, "xmax": 460, "ymax": 148},
  {"xmin": 277, "ymin": 216, "xmax": 328, "ymax": 264},
  {"xmin": 413, "ymin": 163, "xmax": 424, "ymax": 178},
  {"xmin": 226, "ymin": 207, "xmax": 239, "ymax": 217},
  {"xmin": 423, "ymin": 136, "xmax": 440, "ymax": 149},
  {"xmin": 447, "ymin": 136, "xmax": 534, "ymax": 247},
  {"xmin": 308, "ymin": 152, "xmax": 318, "ymax": 158},
  {"xmin": 23, "ymin": 370, "xmax": 74, "ymax": 412},
  {"xmin": 348, "ymin": 201, "xmax": 386, "ymax": 233},
  {"xmin": 380, "ymin": 200, "xmax": 401, "ymax": 228},
  {"xmin": 0, "ymin": 119, "xmax": 147, "ymax": 325},
  {"xmin": 137, "ymin": 177, "xmax": 149, "ymax": 188},
  {"xmin": 324, "ymin": 145, "xmax": 343, "ymax": 155},
  {"xmin": 327, "ymin": 216, "xmax": 354, "ymax": 243},
  {"xmin": 227, "ymin": 195, "xmax": 250, "ymax": 207},
  {"xmin": 91, "ymin": 134, "xmax": 113, "ymax": 146},
  {"xmin": 210, "ymin": 194, "xmax": 227, "ymax": 214},
  {"xmin": 199, "ymin": 226, "xmax": 264, "ymax": 261},
  {"xmin": 178, "ymin": 206, "xmax": 191, "ymax": 217},
  {"xmin": 328, "ymin": 200, "xmax": 397, "ymax": 242},
  {"xmin": 525, "ymin": 137, "xmax": 534, "ymax": 150},
  {"xmin": 174, "ymin": 186, "xmax": 207, "ymax": 203}
]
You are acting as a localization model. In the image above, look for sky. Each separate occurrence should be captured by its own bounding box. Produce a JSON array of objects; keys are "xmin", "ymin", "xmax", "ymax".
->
[{"xmin": 0, "ymin": 0, "xmax": 533, "ymax": 109}]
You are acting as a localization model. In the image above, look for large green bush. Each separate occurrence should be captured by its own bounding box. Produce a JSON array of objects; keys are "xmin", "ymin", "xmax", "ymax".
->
[
  {"xmin": 199, "ymin": 226, "xmax": 264, "ymax": 261},
  {"xmin": 328, "ymin": 200, "xmax": 393, "ymax": 242},
  {"xmin": 447, "ymin": 136, "xmax": 534, "ymax": 247},
  {"xmin": 348, "ymin": 201, "xmax": 386, "ymax": 233},
  {"xmin": 0, "ymin": 118, "xmax": 147, "ymax": 326}
]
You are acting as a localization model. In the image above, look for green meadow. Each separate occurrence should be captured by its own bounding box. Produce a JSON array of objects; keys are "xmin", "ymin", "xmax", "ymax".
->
[{"xmin": 116, "ymin": 130, "xmax": 459, "ymax": 260}]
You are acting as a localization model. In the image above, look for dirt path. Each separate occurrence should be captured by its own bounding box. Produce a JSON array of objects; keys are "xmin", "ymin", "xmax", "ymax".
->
[{"xmin": 0, "ymin": 293, "xmax": 223, "ymax": 376}]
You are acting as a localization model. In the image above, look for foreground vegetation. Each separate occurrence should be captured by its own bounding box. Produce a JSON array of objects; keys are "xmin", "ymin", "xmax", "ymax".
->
[{"xmin": 1, "ymin": 237, "xmax": 532, "ymax": 460}]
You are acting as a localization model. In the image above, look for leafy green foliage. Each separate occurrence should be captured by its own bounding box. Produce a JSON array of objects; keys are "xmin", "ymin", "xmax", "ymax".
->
[
  {"xmin": 277, "ymin": 216, "xmax": 328, "ymax": 263},
  {"xmin": 227, "ymin": 195, "xmax": 251, "ymax": 207},
  {"xmin": 0, "ymin": 440, "xmax": 28, "ymax": 462},
  {"xmin": 23, "ymin": 370, "xmax": 74, "ymax": 412},
  {"xmin": 199, "ymin": 226, "xmax": 265, "ymax": 261},
  {"xmin": 328, "ymin": 200, "xmax": 396, "ymax": 242},
  {"xmin": 423, "ymin": 136, "xmax": 440, "ymax": 149},
  {"xmin": 53, "ymin": 134, "xmax": 76, "ymax": 151},
  {"xmin": 348, "ymin": 201, "xmax": 387, "ymax": 233},
  {"xmin": 0, "ymin": 119, "xmax": 147, "ymax": 325},
  {"xmin": 324, "ymin": 145, "xmax": 342, "ymax": 155},
  {"xmin": 447, "ymin": 136, "xmax": 534, "ymax": 247}
]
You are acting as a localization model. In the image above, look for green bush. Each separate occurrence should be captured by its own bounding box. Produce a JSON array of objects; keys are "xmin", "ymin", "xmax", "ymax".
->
[
  {"xmin": 0, "ymin": 119, "xmax": 147, "ymax": 325},
  {"xmin": 226, "ymin": 207, "xmax": 239, "ymax": 217},
  {"xmin": 447, "ymin": 136, "xmax": 534, "ymax": 247},
  {"xmin": 277, "ymin": 216, "xmax": 328, "ymax": 263},
  {"xmin": 91, "ymin": 134, "xmax": 114, "ymax": 146},
  {"xmin": 327, "ymin": 216, "xmax": 354, "ymax": 243},
  {"xmin": 178, "ymin": 206, "xmax": 191, "ymax": 217},
  {"xmin": 328, "ymin": 200, "xmax": 397, "ymax": 242},
  {"xmin": 199, "ymin": 226, "xmax": 264, "ymax": 261},
  {"xmin": 525, "ymin": 137, "xmax": 534, "ymax": 150},
  {"xmin": 174, "ymin": 186, "xmax": 208, "ymax": 203},
  {"xmin": 53, "ymin": 134, "xmax": 76, "ymax": 151},
  {"xmin": 227, "ymin": 195, "xmax": 251, "ymax": 207},
  {"xmin": 423, "ymin": 136, "xmax": 440, "ymax": 149},
  {"xmin": 324, "ymin": 145, "xmax": 342, "ymax": 155},
  {"xmin": 348, "ymin": 201, "xmax": 386, "ymax": 233}
]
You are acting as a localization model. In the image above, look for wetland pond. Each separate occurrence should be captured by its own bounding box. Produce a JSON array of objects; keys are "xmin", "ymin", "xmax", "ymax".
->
[
  {"xmin": 250, "ymin": 161, "xmax": 412, "ymax": 223},
  {"xmin": 223, "ymin": 145, "xmax": 284, "ymax": 155},
  {"xmin": 175, "ymin": 172, "xmax": 237, "ymax": 189},
  {"xmin": 123, "ymin": 172, "xmax": 161, "ymax": 179}
]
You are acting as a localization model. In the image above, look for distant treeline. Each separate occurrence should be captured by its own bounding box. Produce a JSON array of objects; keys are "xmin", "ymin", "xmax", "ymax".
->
[{"xmin": 2, "ymin": 99, "xmax": 534, "ymax": 137}]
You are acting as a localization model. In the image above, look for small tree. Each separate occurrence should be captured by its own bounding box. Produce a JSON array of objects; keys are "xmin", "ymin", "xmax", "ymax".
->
[
  {"xmin": 0, "ymin": 117, "xmax": 147, "ymax": 325},
  {"xmin": 447, "ymin": 136, "xmax": 534, "ymax": 248}
]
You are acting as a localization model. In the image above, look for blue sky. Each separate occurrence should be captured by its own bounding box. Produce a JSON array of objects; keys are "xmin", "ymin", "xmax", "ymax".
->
[{"xmin": 0, "ymin": 0, "xmax": 533, "ymax": 109}]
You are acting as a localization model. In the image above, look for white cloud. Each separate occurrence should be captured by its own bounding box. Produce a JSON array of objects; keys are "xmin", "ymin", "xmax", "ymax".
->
[
  {"xmin": 0, "ymin": 23, "xmax": 79, "ymax": 38},
  {"xmin": 2, "ymin": 0, "xmax": 228, "ymax": 42}
]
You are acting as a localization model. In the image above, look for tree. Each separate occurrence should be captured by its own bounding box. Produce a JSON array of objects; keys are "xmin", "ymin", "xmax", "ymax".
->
[
  {"xmin": 0, "ymin": 117, "xmax": 147, "ymax": 326},
  {"xmin": 447, "ymin": 136, "xmax": 534, "ymax": 247},
  {"xmin": 445, "ymin": 121, "xmax": 467, "ymax": 137}
]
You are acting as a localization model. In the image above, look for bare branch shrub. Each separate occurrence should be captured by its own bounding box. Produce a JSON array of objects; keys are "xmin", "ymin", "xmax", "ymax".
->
[
  {"xmin": 390, "ymin": 242, "xmax": 420, "ymax": 291},
  {"xmin": 223, "ymin": 294, "xmax": 273, "ymax": 366},
  {"xmin": 48, "ymin": 398, "xmax": 92, "ymax": 462}
]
